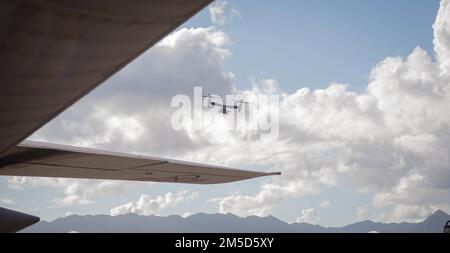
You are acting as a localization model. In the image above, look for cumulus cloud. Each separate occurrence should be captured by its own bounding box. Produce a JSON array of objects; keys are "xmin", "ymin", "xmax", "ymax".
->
[
  {"xmin": 110, "ymin": 190, "xmax": 198, "ymax": 216},
  {"xmin": 434, "ymin": 0, "xmax": 450, "ymax": 74},
  {"xmin": 8, "ymin": 177, "xmax": 132, "ymax": 207},
  {"xmin": 18, "ymin": 0, "xmax": 450, "ymax": 222},
  {"xmin": 295, "ymin": 208, "xmax": 320, "ymax": 224},
  {"xmin": 211, "ymin": 175, "xmax": 319, "ymax": 217},
  {"xmin": 209, "ymin": 1, "xmax": 240, "ymax": 26}
]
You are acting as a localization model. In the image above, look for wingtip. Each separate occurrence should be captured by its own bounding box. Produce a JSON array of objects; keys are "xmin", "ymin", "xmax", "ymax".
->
[{"xmin": 266, "ymin": 172, "xmax": 281, "ymax": 176}]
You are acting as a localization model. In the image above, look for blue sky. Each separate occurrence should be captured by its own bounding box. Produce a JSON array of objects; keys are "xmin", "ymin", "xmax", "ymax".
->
[
  {"xmin": 186, "ymin": 0, "xmax": 439, "ymax": 92},
  {"xmin": 2, "ymin": 0, "xmax": 449, "ymax": 228}
]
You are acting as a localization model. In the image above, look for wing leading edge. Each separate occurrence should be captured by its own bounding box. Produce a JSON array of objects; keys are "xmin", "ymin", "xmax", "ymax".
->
[{"xmin": 0, "ymin": 140, "xmax": 280, "ymax": 184}]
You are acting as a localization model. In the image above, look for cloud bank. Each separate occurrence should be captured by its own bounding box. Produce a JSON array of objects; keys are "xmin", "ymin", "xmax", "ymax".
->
[
  {"xmin": 110, "ymin": 190, "xmax": 198, "ymax": 216},
  {"xmin": 8, "ymin": 177, "xmax": 133, "ymax": 208}
]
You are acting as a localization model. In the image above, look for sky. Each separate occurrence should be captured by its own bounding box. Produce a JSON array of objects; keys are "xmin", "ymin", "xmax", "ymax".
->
[
  {"xmin": 186, "ymin": 0, "xmax": 440, "ymax": 92},
  {"xmin": 1, "ymin": 0, "xmax": 450, "ymax": 227}
]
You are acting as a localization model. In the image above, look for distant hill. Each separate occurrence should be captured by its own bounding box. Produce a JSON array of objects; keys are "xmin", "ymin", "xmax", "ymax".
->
[
  {"xmin": 410, "ymin": 209, "xmax": 450, "ymax": 233},
  {"xmin": 21, "ymin": 210, "xmax": 450, "ymax": 233}
]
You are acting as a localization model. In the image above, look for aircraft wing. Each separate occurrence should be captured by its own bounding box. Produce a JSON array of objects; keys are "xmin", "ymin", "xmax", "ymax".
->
[
  {"xmin": 0, "ymin": 140, "xmax": 280, "ymax": 184},
  {"xmin": 0, "ymin": 0, "xmax": 213, "ymax": 156}
]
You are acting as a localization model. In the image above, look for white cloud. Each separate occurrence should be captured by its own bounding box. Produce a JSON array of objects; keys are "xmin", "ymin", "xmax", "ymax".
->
[
  {"xmin": 182, "ymin": 212, "xmax": 192, "ymax": 218},
  {"xmin": 295, "ymin": 208, "xmax": 320, "ymax": 224},
  {"xmin": 434, "ymin": 0, "xmax": 450, "ymax": 74},
  {"xmin": 209, "ymin": 1, "xmax": 227, "ymax": 25},
  {"xmin": 110, "ymin": 190, "xmax": 198, "ymax": 216},
  {"xmin": 319, "ymin": 200, "xmax": 330, "ymax": 208},
  {"xmin": 8, "ymin": 177, "xmax": 133, "ymax": 207},
  {"xmin": 355, "ymin": 205, "xmax": 370, "ymax": 221},
  {"xmin": 375, "ymin": 205, "xmax": 435, "ymax": 223},
  {"xmin": 110, "ymin": 202, "xmax": 134, "ymax": 216},
  {"xmin": 209, "ymin": 1, "xmax": 240, "ymax": 26},
  {"xmin": 0, "ymin": 198, "xmax": 15, "ymax": 205},
  {"xmin": 211, "ymin": 177, "xmax": 319, "ymax": 217}
]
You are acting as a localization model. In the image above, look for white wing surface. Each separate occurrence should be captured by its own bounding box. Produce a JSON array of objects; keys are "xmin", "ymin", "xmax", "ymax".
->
[{"xmin": 0, "ymin": 140, "xmax": 280, "ymax": 184}]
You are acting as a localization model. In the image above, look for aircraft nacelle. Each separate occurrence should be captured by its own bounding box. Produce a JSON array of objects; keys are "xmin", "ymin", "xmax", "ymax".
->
[{"xmin": 208, "ymin": 98, "xmax": 245, "ymax": 114}]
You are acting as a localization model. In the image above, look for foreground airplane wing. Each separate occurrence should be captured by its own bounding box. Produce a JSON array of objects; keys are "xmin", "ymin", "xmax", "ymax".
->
[
  {"xmin": 0, "ymin": 0, "xmax": 213, "ymax": 156},
  {"xmin": 0, "ymin": 140, "xmax": 280, "ymax": 184}
]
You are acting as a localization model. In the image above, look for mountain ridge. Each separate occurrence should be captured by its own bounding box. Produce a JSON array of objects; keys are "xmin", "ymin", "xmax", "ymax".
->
[{"xmin": 22, "ymin": 209, "xmax": 450, "ymax": 233}]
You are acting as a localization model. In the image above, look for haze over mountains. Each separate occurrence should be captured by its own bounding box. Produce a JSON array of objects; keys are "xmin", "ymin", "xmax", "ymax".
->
[{"xmin": 22, "ymin": 210, "xmax": 450, "ymax": 233}]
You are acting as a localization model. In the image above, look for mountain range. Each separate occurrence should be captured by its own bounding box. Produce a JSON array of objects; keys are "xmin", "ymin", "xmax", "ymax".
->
[{"xmin": 22, "ymin": 209, "xmax": 450, "ymax": 233}]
